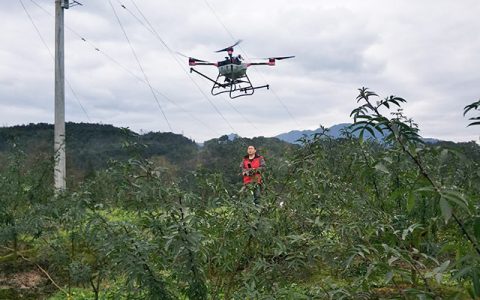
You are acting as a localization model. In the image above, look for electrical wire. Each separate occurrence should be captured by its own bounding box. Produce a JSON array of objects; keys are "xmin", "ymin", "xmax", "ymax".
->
[
  {"xmin": 108, "ymin": 0, "xmax": 173, "ymax": 132},
  {"xmin": 19, "ymin": 0, "xmax": 91, "ymax": 122},
  {"xmin": 203, "ymin": 0, "xmax": 301, "ymax": 128},
  {"xmin": 118, "ymin": 0, "xmax": 249, "ymax": 132},
  {"xmin": 28, "ymin": 0, "xmax": 221, "ymax": 136}
]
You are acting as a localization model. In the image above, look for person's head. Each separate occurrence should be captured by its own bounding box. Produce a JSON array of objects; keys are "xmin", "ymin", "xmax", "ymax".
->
[{"xmin": 247, "ymin": 145, "xmax": 256, "ymax": 156}]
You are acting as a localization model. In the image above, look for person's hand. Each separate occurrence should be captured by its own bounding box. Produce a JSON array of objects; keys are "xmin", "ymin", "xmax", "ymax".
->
[{"xmin": 243, "ymin": 169, "xmax": 254, "ymax": 176}]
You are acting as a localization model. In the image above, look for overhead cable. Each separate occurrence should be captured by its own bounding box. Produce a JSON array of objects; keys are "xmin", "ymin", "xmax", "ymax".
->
[
  {"xmin": 29, "ymin": 0, "xmax": 220, "ymax": 136},
  {"xmin": 19, "ymin": 0, "xmax": 91, "ymax": 122},
  {"xmin": 108, "ymin": 0, "xmax": 173, "ymax": 132},
  {"xmin": 203, "ymin": 0, "xmax": 301, "ymax": 128},
  {"xmin": 118, "ymin": 0, "xmax": 245, "ymax": 133}
]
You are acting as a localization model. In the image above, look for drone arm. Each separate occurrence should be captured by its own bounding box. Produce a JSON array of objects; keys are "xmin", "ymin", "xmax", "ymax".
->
[
  {"xmin": 188, "ymin": 56, "xmax": 217, "ymax": 66},
  {"xmin": 248, "ymin": 58, "xmax": 276, "ymax": 66},
  {"xmin": 194, "ymin": 62, "xmax": 217, "ymax": 66},
  {"xmin": 247, "ymin": 62, "xmax": 273, "ymax": 66},
  {"xmin": 189, "ymin": 61, "xmax": 217, "ymax": 66}
]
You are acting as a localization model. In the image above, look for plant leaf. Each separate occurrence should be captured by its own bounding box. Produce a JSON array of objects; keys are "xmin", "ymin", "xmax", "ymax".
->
[
  {"xmin": 474, "ymin": 217, "xmax": 480, "ymax": 241},
  {"xmin": 439, "ymin": 197, "xmax": 452, "ymax": 223},
  {"xmin": 407, "ymin": 191, "xmax": 416, "ymax": 212},
  {"xmin": 474, "ymin": 268, "xmax": 480, "ymax": 298},
  {"xmin": 374, "ymin": 162, "xmax": 389, "ymax": 174},
  {"xmin": 385, "ymin": 271, "xmax": 394, "ymax": 284}
]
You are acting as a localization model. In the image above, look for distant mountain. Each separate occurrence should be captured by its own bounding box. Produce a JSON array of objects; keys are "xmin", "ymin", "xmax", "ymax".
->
[
  {"xmin": 422, "ymin": 137, "xmax": 441, "ymax": 144},
  {"xmin": 275, "ymin": 123, "xmax": 361, "ymax": 144},
  {"xmin": 275, "ymin": 123, "xmax": 441, "ymax": 144}
]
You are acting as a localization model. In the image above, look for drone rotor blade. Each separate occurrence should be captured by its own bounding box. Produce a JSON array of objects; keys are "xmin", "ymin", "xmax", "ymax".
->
[
  {"xmin": 271, "ymin": 56, "xmax": 295, "ymax": 60},
  {"xmin": 231, "ymin": 39, "xmax": 242, "ymax": 48},
  {"xmin": 215, "ymin": 39, "xmax": 242, "ymax": 52},
  {"xmin": 190, "ymin": 57, "xmax": 210, "ymax": 63}
]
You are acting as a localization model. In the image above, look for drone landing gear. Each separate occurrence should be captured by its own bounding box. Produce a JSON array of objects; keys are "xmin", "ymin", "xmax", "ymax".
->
[{"xmin": 190, "ymin": 68, "xmax": 269, "ymax": 99}]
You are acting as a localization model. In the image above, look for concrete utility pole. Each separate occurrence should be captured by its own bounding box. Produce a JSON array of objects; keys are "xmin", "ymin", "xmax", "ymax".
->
[{"xmin": 54, "ymin": 0, "xmax": 68, "ymax": 192}]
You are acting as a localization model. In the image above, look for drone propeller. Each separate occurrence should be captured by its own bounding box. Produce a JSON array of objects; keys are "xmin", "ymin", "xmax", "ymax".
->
[
  {"xmin": 248, "ymin": 55, "xmax": 295, "ymax": 66},
  {"xmin": 215, "ymin": 40, "xmax": 242, "ymax": 53},
  {"xmin": 189, "ymin": 57, "xmax": 209, "ymax": 63},
  {"xmin": 248, "ymin": 56, "xmax": 295, "ymax": 60},
  {"xmin": 270, "ymin": 56, "xmax": 295, "ymax": 60}
]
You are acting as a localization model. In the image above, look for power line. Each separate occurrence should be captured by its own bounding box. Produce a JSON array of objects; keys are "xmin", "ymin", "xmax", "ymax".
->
[
  {"xmin": 203, "ymin": 0, "xmax": 236, "ymax": 44},
  {"xmin": 117, "ymin": 0, "xmax": 247, "ymax": 133},
  {"xmin": 203, "ymin": 0, "xmax": 301, "ymax": 128},
  {"xmin": 28, "ymin": 0, "xmax": 220, "ymax": 136},
  {"xmin": 19, "ymin": 0, "xmax": 91, "ymax": 122},
  {"xmin": 108, "ymin": 0, "xmax": 173, "ymax": 132}
]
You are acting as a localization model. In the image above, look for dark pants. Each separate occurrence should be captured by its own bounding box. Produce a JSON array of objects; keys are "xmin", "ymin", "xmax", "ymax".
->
[{"xmin": 242, "ymin": 183, "xmax": 262, "ymax": 204}]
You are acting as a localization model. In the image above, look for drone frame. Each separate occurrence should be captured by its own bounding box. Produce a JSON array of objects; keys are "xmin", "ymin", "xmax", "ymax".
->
[{"xmin": 190, "ymin": 67, "xmax": 269, "ymax": 99}]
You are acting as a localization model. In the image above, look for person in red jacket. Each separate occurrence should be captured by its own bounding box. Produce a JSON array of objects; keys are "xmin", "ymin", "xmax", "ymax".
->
[{"xmin": 240, "ymin": 145, "xmax": 266, "ymax": 203}]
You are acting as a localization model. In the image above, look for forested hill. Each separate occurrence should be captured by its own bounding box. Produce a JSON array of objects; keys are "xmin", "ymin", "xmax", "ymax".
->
[
  {"xmin": 0, "ymin": 122, "xmax": 297, "ymax": 181},
  {"xmin": 0, "ymin": 123, "xmax": 197, "ymax": 174}
]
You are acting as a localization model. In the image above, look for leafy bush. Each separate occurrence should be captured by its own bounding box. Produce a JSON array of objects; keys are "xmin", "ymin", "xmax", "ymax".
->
[{"xmin": 1, "ymin": 88, "xmax": 479, "ymax": 299}]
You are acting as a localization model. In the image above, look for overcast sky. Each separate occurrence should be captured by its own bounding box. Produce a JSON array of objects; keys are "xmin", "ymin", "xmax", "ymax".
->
[{"xmin": 1, "ymin": 0, "xmax": 479, "ymax": 142}]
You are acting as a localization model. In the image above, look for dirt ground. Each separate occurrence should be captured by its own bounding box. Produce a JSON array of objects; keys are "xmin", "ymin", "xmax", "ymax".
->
[{"xmin": 0, "ymin": 263, "xmax": 51, "ymax": 299}]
